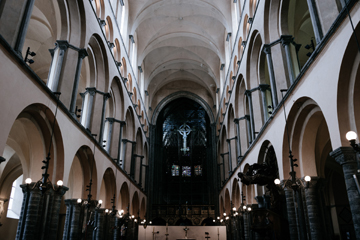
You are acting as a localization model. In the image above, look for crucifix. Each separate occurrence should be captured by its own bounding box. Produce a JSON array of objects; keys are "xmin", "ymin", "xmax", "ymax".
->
[{"xmin": 178, "ymin": 123, "xmax": 191, "ymax": 153}]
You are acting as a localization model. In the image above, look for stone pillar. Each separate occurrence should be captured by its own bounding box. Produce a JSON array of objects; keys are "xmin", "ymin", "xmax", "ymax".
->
[
  {"xmin": 116, "ymin": 121, "xmax": 126, "ymax": 165},
  {"xmin": 47, "ymin": 41, "xmax": 69, "ymax": 92},
  {"xmin": 99, "ymin": 93, "xmax": 111, "ymax": 144},
  {"xmin": 130, "ymin": 142, "xmax": 137, "ymax": 179},
  {"xmin": 14, "ymin": 0, "xmax": 35, "ymax": 55},
  {"xmin": 263, "ymin": 44, "xmax": 278, "ymax": 107},
  {"xmin": 283, "ymin": 185, "xmax": 299, "ymax": 240},
  {"xmin": 303, "ymin": 177, "xmax": 323, "ymax": 240},
  {"xmin": 16, "ymin": 182, "xmax": 68, "ymax": 240},
  {"xmin": 121, "ymin": 139, "xmax": 128, "ymax": 170},
  {"xmin": 259, "ymin": 84, "xmax": 270, "ymax": 122},
  {"xmin": 234, "ymin": 119, "xmax": 242, "ymax": 161},
  {"xmin": 220, "ymin": 153, "xmax": 227, "ymax": 182},
  {"xmin": 245, "ymin": 115, "xmax": 252, "ymax": 146},
  {"xmin": 69, "ymin": 49, "xmax": 88, "ymax": 117},
  {"xmin": 84, "ymin": 87, "xmax": 97, "ymax": 130},
  {"xmin": 281, "ymin": 35, "xmax": 295, "ymax": 85},
  {"xmin": 105, "ymin": 118, "xmax": 115, "ymax": 153},
  {"xmin": 306, "ymin": 0, "xmax": 324, "ymax": 44},
  {"xmin": 226, "ymin": 139, "xmax": 233, "ymax": 175},
  {"xmin": 330, "ymin": 147, "xmax": 360, "ymax": 239},
  {"xmin": 245, "ymin": 90, "xmax": 255, "ymax": 141},
  {"xmin": 139, "ymin": 156, "xmax": 144, "ymax": 187}
]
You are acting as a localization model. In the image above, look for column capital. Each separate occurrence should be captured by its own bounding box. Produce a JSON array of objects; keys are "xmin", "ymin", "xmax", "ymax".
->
[
  {"xmin": 78, "ymin": 48, "xmax": 88, "ymax": 59},
  {"xmin": 263, "ymin": 44, "xmax": 272, "ymax": 54},
  {"xmin": 258, "ymin": 84, "xmax": 270, "ymax": 91},
  {"xmin": 86, "ymin": 87, "xmax": 97, "ymax": 96},
  {"xmin": 104, "ymin": 92, "xmax": 111, "ymax": 100},
  {"xmin": 244, "ymin": 90, "xmax": 252, "ymax": 96},
  {"xmin": 55, "ymin": 40, "xmax": 70, "ymax": 50},
  {"xmin": 234, "ymin": 118, "xmax": 240, "ymax": 124},
  {"xmin": 106, "ymin": 117, "xmax": 115, "ymax": 123},
  {"xmin": 280, "ymin": 35, "xmax": 293, "ymax": 47},
  {"xmin": 330, "ymin": 147, "xmax": 357, "ymax": 166}
]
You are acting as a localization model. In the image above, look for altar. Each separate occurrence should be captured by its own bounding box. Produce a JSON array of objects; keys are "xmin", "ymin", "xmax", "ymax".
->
[{"xmin": 138, "ymin": 225, "xmax": 226, "ymax": 240}]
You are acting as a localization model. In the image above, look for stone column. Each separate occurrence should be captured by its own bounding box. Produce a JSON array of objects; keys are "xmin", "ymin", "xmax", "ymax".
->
[
  {"xmin": 104, "ymin": 118, "xmax": 115, "ymax": 152},
  {"xmin": 47, "ymin": 40, "xmax": 69, "ymax": 92},
  {"xmin": 245, "ymin": 90, "xmax": 255, "ymax": 141},
  {"xmin": 16, "ymin": 182, "xmax": 68, "ymax": 240},
  {"xmin": 116, "ymin": 121, "xmax": 126, "ymax": 165},
  {"xmin": 130, "ymin": 142, "xmax": 137, "ymax": 179},
  {"xmin": 244, "ymin": 115, "xmax": 252, "ymax": 146},
  {"xmin": 263, "ymin": 44, "xmax": 278, "ymax": 107},
  {"xmin": 226, "ymin": 139, "xmax": 233, "ymax": 175},
  {"xmin": 306, "ymin": 0, "xmax": 323, "ymax": 44},
  {"xmin": 70, "ymin": 49, "xmax": 88, "ymax": 117},
  {"xmin": 220, "ymin": 153, "xmax": 227, "ymax": 182},
  {"xmin": 234, "ymin": 119, "xmax": 242, "ymax": 161},
  {"xmin": 84, "ymin": 87, "xmax": 97, "ymax": 130},
  {"xmin": 139, "ymin": 156, "xmax": 144, "ymax": 187},
  {"xmin": 283, "ymin": 184, "xmax": 299, "ymax": 240},
  {"xmin": 281, "ymin": 35, "xmax": 295, "ymax": 85},
  {"xmin": 14, "ymin": 0, "xmax": 35, "ymax": 55},
  {"xmin": 303, "ymin": 177, "xmax": 323, "ymax": 240},
  {"xmin": 99, "ymin": 93, "xmax": 111, "ymax": 144},
  {"xmin": 259, "ymin": 84, "xmax": 270, "ymax": 122},
  {"xmin": 121, "ymin": 139, "xmax": 129, "ymax": 170},
  {"xmin": 330, "ymin": 147, "xmax": 360, "ymax": 239}
]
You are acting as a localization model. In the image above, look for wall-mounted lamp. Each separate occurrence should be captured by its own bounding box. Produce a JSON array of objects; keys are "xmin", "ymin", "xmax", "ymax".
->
[{"xmin": 24, "ymin": 47, "xmax": 36, "ymax": 64}]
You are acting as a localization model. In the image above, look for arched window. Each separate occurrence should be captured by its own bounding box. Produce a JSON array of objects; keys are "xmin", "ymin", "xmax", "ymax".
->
[{"xmin": 6, "ymin": 175, "xmax": 23, "ymax": 219}]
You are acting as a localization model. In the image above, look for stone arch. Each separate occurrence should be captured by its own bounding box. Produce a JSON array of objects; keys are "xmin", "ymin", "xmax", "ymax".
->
[
  {"xmin": 66, "ymin": 145, "xmax": 98, "ymax": 200},
  {"xmin": 249, "ymin": 0, "xmax": 258, "ymax": 17},
  {"xmin": 151, "ymin": 91, "xmax": 215, "ymax": 124},
  {"xmin": 132, "ymin": 191, "xmax": 139, "ymax": 216},
  {"xmin": 284, "ymin": 97, "xmax": 331, "ymax": 178},
  {"xmin": 243, "ymin": 14, "xmax": 250, "ymax": 40},
  {"xmin": 134, "ymin": 128, "xmax": 143, "ymax": 183},
  {"xmin": 238, "ymin": 37, "xmax": 244, "ymax": 59},
  {"xmin": 105, "ymin": 16, "xmax": 114, "ymax": 43},
  {"xmin": 224, "ymin": 188, "xmax": 231, "ymax": 215},
  {"xmin": 119, "ymin": 182, "xmax": 130, "ymax": 211},
  {"xmin": 280, "ymin": 0, "xmax": 315, "ymax": 69},
  {"xmin": 132, "ymin": 87, "xmax": 137, "ymax": 104},
  {"xmin": 99, "ymin": 167, "xmax": 116, "ymax": 209},
  {"xmin": 337, "ymin": 22, "xmax": 360, "ymax": 146},
  {"xmin": 140, "ymin": 197, "xmax": 146, "ymax": 219},
  {"xmin": 114, "ymin": 38, "xmax": 121, "ymax": 62},
  {"xmin": 232, "ymin": 178, "xmax": 240, "ymax": 209},
  {"xmin": 92, "ymin": 0, "xmax": 105, "ymax": 20},
  {"xmin": 220, "ymin": 196, "xmax": 224, "ymax": 216},
  {"xmin": 121, "ymin": 57, "xmax": 127, "ymax": 77},
  {"xmin": 22, "ymin": 0, "xmax": 70, "ymax": 82},
  {"xmin": 123, "ymin": 107, "xmax": 135, "ymax": 173},
  {"xmin": 227, "ymin": 104, "xmax": 237, "ymax": 170},
  {"xmin": 87, "ymin": 33, "xmax": 109, "ymax": 92},
  {"xmin": 220, "ymin": 125, "xmax": 229, "ymax": 180}
]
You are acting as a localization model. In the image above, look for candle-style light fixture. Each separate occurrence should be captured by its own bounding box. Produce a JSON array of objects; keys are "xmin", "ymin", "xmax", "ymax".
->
[{"xmin": 345, "ymin": 131, "xmax": 360, "ymax": 194}]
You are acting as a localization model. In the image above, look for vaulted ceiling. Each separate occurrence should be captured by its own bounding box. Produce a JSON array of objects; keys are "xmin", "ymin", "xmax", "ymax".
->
[{"xmin": 127, "ymin": 0, "xmax": 232, "ymax": 106}]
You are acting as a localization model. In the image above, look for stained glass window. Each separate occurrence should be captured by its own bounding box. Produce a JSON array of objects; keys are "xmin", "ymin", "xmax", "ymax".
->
[
  {"xmin": 172, "ymin": 165, "xmax": 179, "ymax": 176},
  {"xmin": 194, "ymin": 165, "xmax": 202, "ymax": 176},
  {"xmin": 182, "ymin": 166, "xmax": 191, "ymax": 177}
]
